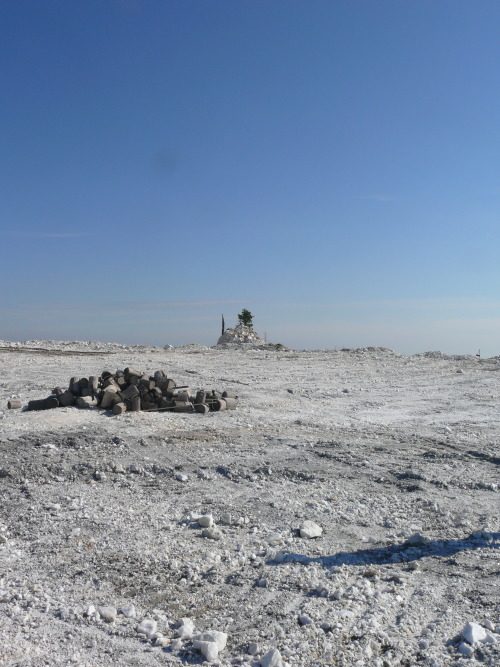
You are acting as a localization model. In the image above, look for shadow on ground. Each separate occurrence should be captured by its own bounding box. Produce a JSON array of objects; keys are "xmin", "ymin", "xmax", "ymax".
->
[{"xmin": 269, "ymin": 533, "xmax": 500, "ymax": 568}]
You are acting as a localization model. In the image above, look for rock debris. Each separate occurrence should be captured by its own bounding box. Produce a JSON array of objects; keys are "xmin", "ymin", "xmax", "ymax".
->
[{"xmin": 0, "ymin": 339, "xmax": 499, "ymax": 665}]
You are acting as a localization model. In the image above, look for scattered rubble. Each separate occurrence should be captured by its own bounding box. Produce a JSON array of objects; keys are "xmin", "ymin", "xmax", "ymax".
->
[{"xmin": 1, "ymin": 341, "xmax": 499, "ymax": 666}]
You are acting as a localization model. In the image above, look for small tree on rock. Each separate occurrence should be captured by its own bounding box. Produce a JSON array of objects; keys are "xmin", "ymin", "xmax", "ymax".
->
[{"xmin": 237, "ymin": 309, "xmax": 254, "ymax": 328}]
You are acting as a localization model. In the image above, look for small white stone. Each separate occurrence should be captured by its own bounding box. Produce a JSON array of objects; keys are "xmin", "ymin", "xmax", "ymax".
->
[
  {"xmin": 195, "ymin": 630, "xmax": 228, "ymax": 651},
  {"xmin": 136, "ymin": 619, "xmax": 157, "ymax": 639},
  {"xmin": 472, "ymin": 530, "xmax": 487, "ymax": 539},
  {"xmin": 193, "ymin": 640, "xmax": 218, "ymax": 661},
  {"xmin": 483, "ymin": 619, "xmax": 495, "ymax": 631},
  {"xmin": 202, "ymin": 526, "xmax": 223, "ymax": 540},
  {"xmin": 119, "ymin": 604, "xmax": 136, "ymax": 618},
  {"xmin": 260, "ymin": 648, "xmax": 283, "ymax": 667},
  {"xmin": 176, "ymin": 617, "xmax": 195, "ymax": 639},
  {"xmin": 299, "ymin": 521, "xmax": 322, "ymax": 539},
  {"xmin": 175, "ymin": 473, "xmax": 188, "ymax": 482},
  {"xmin": 266, "ymin": 532, "xmax": 283, "ymax": 545},
  {"xmin": 98, "ymin": 606, "xmax": 117, "ymax": 623},
  {"xmin": 405, "ymin": 532, "xmax": 428, "ymax": 546},
  {"xmin": 248, "ymin": 642, "xmax": 259, "ymax": 655},
  {"xmin": 462, "ymin": 621, "xmax": 487, "ymax": 644},
  {"xmin": 83, "ymin": 604, "xmax": 96, "ymax": 617},
  {"xmin": 458, "ymin": 642, "xmax": 474, "ymax": 655},
  {"xmin": 198, "ymin": 514, "xmax": 214, "ymax": 528},
  {"xmin": 298, "ymin": 614, "xmax": 313, "ymax": 626},
  {"xmin": 220, "ymin": 513, "xmax": 232, "ymax": 525},
  {"xmin": 155, "ymin": 636, "xmax": 169, "ymax": 647},
  {"xmin": 170, "ymin": 638, "xmax": 183, "ymax": 650}
]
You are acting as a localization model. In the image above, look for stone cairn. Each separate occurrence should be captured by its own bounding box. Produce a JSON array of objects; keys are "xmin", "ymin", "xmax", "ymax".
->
[{"xmin": 12, "ymin": 368, "xmax": 238, "ymax": 415}]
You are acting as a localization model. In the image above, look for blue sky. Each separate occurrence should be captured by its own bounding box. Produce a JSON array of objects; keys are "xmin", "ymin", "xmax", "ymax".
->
[{"xmin": 1, "ymin": 1, "xmax": 499, "ymax": 355}]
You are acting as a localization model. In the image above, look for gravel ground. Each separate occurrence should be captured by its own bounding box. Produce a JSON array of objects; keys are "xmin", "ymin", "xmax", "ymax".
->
[{"xmin": 0, "ymin": 340, "xmax": 499, "ymax": 666}]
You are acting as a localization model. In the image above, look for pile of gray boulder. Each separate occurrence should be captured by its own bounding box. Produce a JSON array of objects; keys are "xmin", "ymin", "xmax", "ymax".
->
[{"xmin": 15, "ymin": 367, "xmax": 238, "ymax": 415}]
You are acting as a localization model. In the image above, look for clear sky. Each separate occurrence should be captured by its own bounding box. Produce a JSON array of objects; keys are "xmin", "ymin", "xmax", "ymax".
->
[{"xmin": 1, "ymin": 1, "xmax": 499, "ymax": 356}]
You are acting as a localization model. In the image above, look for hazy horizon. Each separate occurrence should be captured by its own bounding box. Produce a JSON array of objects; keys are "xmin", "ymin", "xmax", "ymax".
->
[{"xmin": 1, "ymin": 297, "xmax": 496, "ymax": 358}]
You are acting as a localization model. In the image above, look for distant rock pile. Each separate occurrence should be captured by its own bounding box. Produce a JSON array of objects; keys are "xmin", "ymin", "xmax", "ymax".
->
[
  {"xmin": 15, "ymin": 367, "xmax": 238, "ymax": 415},
  {"xmin": 217, "ymin": 324, "xmax": 289, "ymax": 351},
  {"xmin": 217, "ymin": 324, "xmax": 265, "ymax": 346}
]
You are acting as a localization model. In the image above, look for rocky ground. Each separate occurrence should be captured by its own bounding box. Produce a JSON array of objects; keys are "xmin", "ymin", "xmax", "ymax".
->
[{"xmin": 0, "ymin": 340, "xmax": 498, "ymax": 666}]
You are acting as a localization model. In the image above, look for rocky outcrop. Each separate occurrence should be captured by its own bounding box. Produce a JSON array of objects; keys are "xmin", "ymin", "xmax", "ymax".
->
[
  {"xmin": 216, "ymin": 325, "xmax": 290, "ymax": 351},
  {"xmin": 217, "ymin": 325, "xmax": 266, "ymax": 346}
]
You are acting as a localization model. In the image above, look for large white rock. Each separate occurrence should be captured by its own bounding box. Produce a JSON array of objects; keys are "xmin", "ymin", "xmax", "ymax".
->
[
  {"xmin": 299, "ymin": 520, "xmax": 323, "ymax": 539},
  {"xmin": 462, "ymin": 621, "xmax": 487, "ymax": 644}
]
